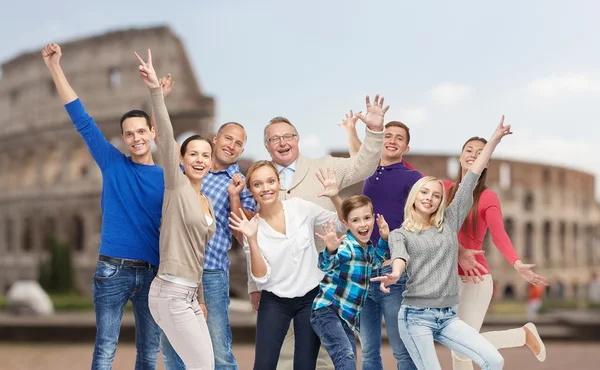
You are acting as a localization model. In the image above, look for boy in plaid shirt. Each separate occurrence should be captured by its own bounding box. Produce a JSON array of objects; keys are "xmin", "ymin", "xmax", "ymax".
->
[{"xmin": 311, "ymin": 195, "xmax": 390, "ymax": 369}]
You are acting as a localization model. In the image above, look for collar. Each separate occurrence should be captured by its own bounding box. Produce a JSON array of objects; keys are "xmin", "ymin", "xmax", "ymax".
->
[
  {"xmin": 209, "ymin": 162, "xmax": 240, "ymax": 178},
  {"xmin": 345, "ymin": 230, "xmax": 372, "ymax": 248},
  {"xmin": 378, "ymin": 160, "xmax": 409, "ymax": 170},
  {"xmin": 274, "ymin": 159, "xmax": 298, "ymax": 173}
]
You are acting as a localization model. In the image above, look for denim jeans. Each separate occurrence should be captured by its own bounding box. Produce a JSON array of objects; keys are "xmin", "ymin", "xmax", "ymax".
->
[
  {"xmin": 161, "ymin": 269, "xmax": 237, "ymax": 370},
  {"xmin": 254, "ymin": 287, "xmax": 321, "ymax": 370},
  {"xmin": 398, "ymin": 305, "xmax": 504, "ymax": 370},
  {"xmin": 310, "ymin": 306, "xmax": 357, "ymax": 370},
  {"xmin": 359, "ymin": 266, "xmax": 416, "ymax": 370},
  {"xmin": 91, "ymin": 259, "xmax": 161, "ymax": 370}
]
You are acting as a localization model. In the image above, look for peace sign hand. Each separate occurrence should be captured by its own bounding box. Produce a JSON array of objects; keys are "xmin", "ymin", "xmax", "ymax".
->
[
  {"xmin": 315, "ymin": 221, "xmax": 346, "ymax": 253},
  {"xmin": 354, "ymin": 94, "xmax": 390, "ymax": 132},
  {"xmin": 489, "ymin": 115, "xmax": 513, "ymax": 144},
  {"xmin": 134, "ymin": 49, "xmax": 160, "ymax": 89}
]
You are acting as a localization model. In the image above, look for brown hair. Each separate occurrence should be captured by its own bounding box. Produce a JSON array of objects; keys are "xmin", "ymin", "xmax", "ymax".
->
[
  {"xmin": 446, "ymin": 137, "xmax": 488, "ymax": 237},
  {"xmin": 263, "ymin": 116, "xmax": 299, "ymax": 142},
  {"xmin": 341, "ymin": 195, "xmax": 374, "ymax": 221},
  {"xmin": 245, "ymin": 160, "xmax": 280, "ymax": 189},
  {"xmin": 385, "ymin": 121, "xmax": 411, "ymax": 145}
]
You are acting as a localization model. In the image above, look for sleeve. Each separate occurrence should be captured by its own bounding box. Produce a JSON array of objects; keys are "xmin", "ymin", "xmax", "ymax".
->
[
  {"xmin": 389, "ymin": 229, "xmax": 409, "ymax": 264},
  {"xmin": 243, "ymin": 238, "xmax": 271, "ymax": 289},
  {"xmin": 305, "ymin": 200, "xmax": 346, "ymax": 232},
  {"xmin": 318, "ymin": 241, "xmax": 352, "ymax": 272},
  {"xmin": 65, "ymin": 99, "xmax": 122, "ymax": 171},
  {"xmin": 483, "ymin": 193, "xmax": 521, "ymax": 266},
  {"xmin": 373, "ymin": 238, "xmax": 391, "ymax": 268},
  {"xmin": 240, "ymin": 186, "xmax": 257, "ymax": 213},
  {"xmin": 445, "ymin": 170, "xmax": 480, "ymax": 231},
  {"xmin": 334, "ymin": 127, "xmax": 384, "ymax": 190},
  {"xmin": 150, "ymin": 87, "xmax": 181, "ymax": 189}
]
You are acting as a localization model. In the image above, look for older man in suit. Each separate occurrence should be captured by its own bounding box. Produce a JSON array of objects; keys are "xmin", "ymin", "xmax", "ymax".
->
[{"xmin": 247, "ymin": 95, "xmax": 388, "ymax": 370}]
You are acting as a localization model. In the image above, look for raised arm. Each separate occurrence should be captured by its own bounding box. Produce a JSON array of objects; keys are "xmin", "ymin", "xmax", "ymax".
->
[
  {"xmin": 315, "ymin": 222, "xmax": 350, "ymax": 271},
  {"xmin": 316, "ymin": 168, "xmax": 343, "ymax": 221},
  {"xmin": 42, "ymin": 43, "xmax": 120, "ymax": 170},
  {"xmin": 149, "ymin": 74, "xmax": 175, "ymax": 150},
  {"xmin": 339, "ymin": 110, "xmax": 362, "ymax": 156},
  {"xmin": 229, "ymin": 176, "xmax": 257, "ymax": 244},
  {"xmin": 229, "ymin": 212, "xmax": 270, "ymax": 280},
  {"xmin": 334, "ymin": 95, "xmax": 387, "ymax": 189},
  {"xmin": 135, "ymin": 49, "xmax": 179, "ymax": 188}
]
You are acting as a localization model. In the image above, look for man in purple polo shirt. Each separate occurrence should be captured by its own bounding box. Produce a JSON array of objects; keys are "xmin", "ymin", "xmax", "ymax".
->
[{"xmin": 341, "ymin": 120, "xmax": 420, "ymax": 370}]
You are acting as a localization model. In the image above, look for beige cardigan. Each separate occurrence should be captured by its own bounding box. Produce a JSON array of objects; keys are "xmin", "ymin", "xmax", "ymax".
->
[
  {"xmin": 151, "ymin": 87, "xmax": 216, "ymax": 303},
  {"xmin": 247, "ymin": 127, "xmax": 384, "ymax": 293}
]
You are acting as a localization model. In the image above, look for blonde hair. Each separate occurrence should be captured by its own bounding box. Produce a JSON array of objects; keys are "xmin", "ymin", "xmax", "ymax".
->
[
  {"xmin": 402, "ymin": 176, "xmax": 447, "ymax": 233},
  {"xmin": 245, "ymin": 160, "xmax": 280, "ymax": 189}
]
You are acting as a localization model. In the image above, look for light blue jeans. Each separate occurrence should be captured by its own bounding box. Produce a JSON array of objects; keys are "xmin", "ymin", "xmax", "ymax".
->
[
  {"xmin": 398, "ymin": 305, "xmax": 504, "ymax": 370},
  {"xmin": 160, "ymin": 269, "xmax": 237, "ymax": 370}
]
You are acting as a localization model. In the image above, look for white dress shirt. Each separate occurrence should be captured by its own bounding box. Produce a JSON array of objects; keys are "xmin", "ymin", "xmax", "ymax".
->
[
  {"xmin": 244, "ymin": 197, "xmax": 344, "ymax": 298},
  {"xmin": 275, "ymin": 160, "xmax": 298, "ymax": 190}
]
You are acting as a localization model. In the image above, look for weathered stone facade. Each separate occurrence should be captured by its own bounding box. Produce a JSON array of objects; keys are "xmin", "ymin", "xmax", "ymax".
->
[{"xmin": 0, "ymin": 26, "xmax": 214, "ymax": 293}]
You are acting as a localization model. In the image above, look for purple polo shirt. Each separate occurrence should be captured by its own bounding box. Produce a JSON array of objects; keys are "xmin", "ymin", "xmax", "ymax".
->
[{"xmin": 362, "ymin": 161, "xmax": 422, "ymax": 245}]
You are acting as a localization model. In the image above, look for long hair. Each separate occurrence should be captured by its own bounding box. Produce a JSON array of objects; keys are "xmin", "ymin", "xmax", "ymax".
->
[
  {"xmin": 446, "ymin": 137, "xmax": 488, "ymax": 237},
  {"xmin": 402, "ymin": 176, "xmax": 447, "ymax": 233}
]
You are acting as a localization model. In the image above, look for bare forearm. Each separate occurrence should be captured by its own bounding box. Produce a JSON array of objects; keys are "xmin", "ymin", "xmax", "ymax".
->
[
  {"xmin": 230, "ymin": 195, "xmax": 253, "ymax": 243},
  {"xmin": 391, "ymin": 258, "xmax": 407, "ymax": 276},
  {"xmin": 248, "ymin": 238, "xmax": 268, "ymax": 278},
  {"xmin": 470, "ymin": 139, "xmax": 499, "ymax": 175},
  {"xmin": 329, "ymin": 195, "xmax": 343, "ymax": 220},
  {"xmin": 48, "ymin": 64, "xmax": 78, "ymax": 105}
]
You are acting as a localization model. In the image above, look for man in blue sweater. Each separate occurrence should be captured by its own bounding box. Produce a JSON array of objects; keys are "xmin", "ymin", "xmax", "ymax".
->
[{"xmin": 43, "ymin": 43, "xmax": 164, "ymax": 370}]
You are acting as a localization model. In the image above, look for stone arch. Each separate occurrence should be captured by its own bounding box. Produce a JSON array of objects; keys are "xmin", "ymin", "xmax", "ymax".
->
[
  {"xmin": 543, "ymin": 221, "xmax": 552, "ymax": 265},
  {"xmin": 22, "ymin": 216, "xmax": 33, "ymax": 251},
  {"xmin": 4, "ymin": 218, "xmax": 14, "ymax": 252},
  {"xmin": 71, "ymin": 215, "xmax": 85, "ymax": 252},
  {"xmin": 573, "ymin": 223, "xmax": 580, "ymax": 265},
  {"xmin": 559, "ymin": 222, "xmax": 567, "ymax": 267},
  {"xmin": 42, "ymin": 217, "xmax": 56, "ymax": 250},
  {"xmin": 503, "ymin": 284, "xmax": 515, "ymax": 299},
  {"xmin": 23, "ymin": 151, "xmax": 37, "ymax": 187},
  {"xmin": 524, "ymin": 222, "xmax": 534, "ymax": 261},
  {"xmin": 523, "ymin": 191, "xmax": 535, "ymax": 211},
  {"xmin": 43, "ymin": 145, "xmax": 62, "ymax": 185},
  {"xmin": 69, "ymin": 144, "xmax": 93, "ymax": 181}
]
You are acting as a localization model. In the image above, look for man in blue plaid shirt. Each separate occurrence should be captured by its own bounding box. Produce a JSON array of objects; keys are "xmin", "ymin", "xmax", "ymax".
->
[
  {"xmin": 310, "ymin": 195, "xmax": 390, "ymax": 370},
  {"xmin": 161, "ymin": 122, "xmax": 256, "ymax": 370}
]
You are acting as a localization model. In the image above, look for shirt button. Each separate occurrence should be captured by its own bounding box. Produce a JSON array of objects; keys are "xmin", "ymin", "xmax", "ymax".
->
[{"xmin": 375, "ymin": 177, "xmax": 379, "ymax": 180}]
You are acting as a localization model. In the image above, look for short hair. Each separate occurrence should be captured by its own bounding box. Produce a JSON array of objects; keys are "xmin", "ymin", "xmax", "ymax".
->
[
  {"xmin": 180, "ymin": 134, "xmax": 214, "ymax": 157},
  {"xmin": 245, "ymin": 160, "xmax": 280, "ymax": 189},
  {"xmin": 341, "ymin": 195, "xmax": 374, "ymax": 221},
  {"xmin": 263, "ymin": 116, "xmax": 299, "ymax": 142},
  {"xmin": 402, "ymin": 176, "xmax": 446, "ymax": 233},
  {"xmin": 216, "ymin": 122, "xmax": 247, "ymax": 143},
  {"xmin": 385, "ymin": 121, "xmax": 411, "ymax": 145},
  {"xmin": 120, "ymin": 110, "xmax": 152, "ymax": 134}
]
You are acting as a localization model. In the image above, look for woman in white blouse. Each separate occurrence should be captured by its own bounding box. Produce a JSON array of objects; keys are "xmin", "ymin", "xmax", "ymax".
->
[{"xmin": 229, "ymin": 160, "xmax": 343, "ymax": 370}]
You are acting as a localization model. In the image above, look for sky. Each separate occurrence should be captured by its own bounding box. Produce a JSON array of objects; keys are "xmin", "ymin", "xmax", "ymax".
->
[{"xmin": 2, "ymin": 1, "xmax": 600, "ymax": 194}]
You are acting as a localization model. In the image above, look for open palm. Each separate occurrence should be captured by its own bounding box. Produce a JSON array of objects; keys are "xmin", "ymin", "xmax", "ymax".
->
[
  {"xmin": 355, "ymin": 95, "xmax": 389, "ymax": 131},
  {"xmin": 316, "ymin": 168, "xmax": 339, "ymax": 198},
  {"xmin": 315, "ymin": 221, "xmax": 345, "ymax": 251},
  {"xmin": 229, "ymin": 210, "xmax": 259, "ymax": 239}
]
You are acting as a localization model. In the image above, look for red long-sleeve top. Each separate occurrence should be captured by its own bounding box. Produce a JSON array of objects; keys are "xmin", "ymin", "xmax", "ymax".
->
[{"xmin": 442, "ymin": 180, "xmax": 520, "ymax": 276}]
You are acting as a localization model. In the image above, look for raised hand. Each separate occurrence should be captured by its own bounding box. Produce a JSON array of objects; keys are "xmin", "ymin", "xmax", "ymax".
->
[
  {"xmin": 354, "ymin": 94, "xmax": 389, "ymax": 132},
  {"xmin": 315, "ymin": 221, "xmax": 346, "ymax": 252},
  {"xmin": 490, "ymin": 115, "xmax": 512, "ymax": 143},
  {"xmin": 370, "ymin": 272, "xmax": 400, "ymax": 293},
  {"xmin": 228, "ymin": 173, "xmax": 245, "ymax": 196},
  {"xmin": 42, "ymin": 43, "xmax": 62, "ymax": 69},
  {"xmin": 134, "ymin": 49, "xmax": 160, "ymax": 89},
  {"xmin": 338, "ymin": 110, "xmax": 359, "ymax": 132},
  {"xmin": 229, "ymin": 209, "xmax": 259, "ymax": 239},
  {"xmin": 159, "ymin": 73, "xmax": 175, "ymax": 97},
  {"xmin": 316, "ymin": 168, "xmax": 339, "ymax": 198},
  {"xmin": 458, "ymin": 247, "xmax": 488, "ymax": 283},
  {"xmin": 514, "ymin": 261, "xmax": 549, "ymax": 287},
  {"xmin": 376, "ymin": 214, "xmax": 390, "ymax": 241}
]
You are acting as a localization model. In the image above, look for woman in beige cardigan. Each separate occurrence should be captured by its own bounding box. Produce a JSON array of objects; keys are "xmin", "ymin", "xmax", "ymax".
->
[{"xmin": 135, "ymin": 49, "xmax": 216, "ymax": 370}]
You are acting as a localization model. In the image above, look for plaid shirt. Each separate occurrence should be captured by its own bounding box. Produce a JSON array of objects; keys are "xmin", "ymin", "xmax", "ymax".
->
[
  {"xmin": 312, "ymin": 231, "xmax": 389, "ymax": 332},
  {"xmin": 201, "ymin": 163, "xmax": 256, "ymax": 271}
]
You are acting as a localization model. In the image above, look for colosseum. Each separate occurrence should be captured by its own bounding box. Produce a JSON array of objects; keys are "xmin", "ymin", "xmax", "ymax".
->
[
  {"xmin": 0, "ymin": 26, "xmax": 598, "ymax": 302},
  {"xmin": 0, "ymin": 26, "xmax": 215, "ymax": 293}
]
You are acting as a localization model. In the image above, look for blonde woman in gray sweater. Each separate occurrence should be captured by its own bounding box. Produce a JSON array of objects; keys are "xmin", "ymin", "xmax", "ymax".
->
[{"xmin": 371, "ymin": 117, "xmax": 512, "ymax": 370}]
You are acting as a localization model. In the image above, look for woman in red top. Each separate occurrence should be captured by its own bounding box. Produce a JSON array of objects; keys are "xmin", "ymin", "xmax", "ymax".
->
[{"xmin": 445, "ymin": 136, "xmax": 549, "ymax": 370}]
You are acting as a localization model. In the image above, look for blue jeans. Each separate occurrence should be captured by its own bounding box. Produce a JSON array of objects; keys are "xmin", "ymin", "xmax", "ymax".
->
[
  {"xmin": 359, "ymin": 266, "xmax": 416, "ymax": 370},
  {"xmin": 91, "ymin": 259, "xmax": 161, "ymax": 370},
  {"xmin": 398, "ymin": 305, "xmax": 504, "ymax": 370},
  {"xmin": 255, "ymin": 287, "xmax": 321, "ymax": 370},
  {"xmin": 310, "ymin": 306, "xmax": 357, "ymax": 370},
  {"xmin": 161, "ymin": 269, "xmax": 237, "ymax": 370}
]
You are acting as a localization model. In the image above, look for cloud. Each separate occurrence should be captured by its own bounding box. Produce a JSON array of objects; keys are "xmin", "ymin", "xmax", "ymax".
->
[
  {"xmin": 398, "ymin": 107, "xmax": 427, "ymax": 124},
  {"xmin": 300, "ymin": 134, "xmax": 321, "ymax": 149},
  {"xmin": 526, "ymin": 74, "xmax": 600, "ymax": 98},
  {"xmin": 430, "ymin": 83, "xmax": 472, "ymax": 105}
]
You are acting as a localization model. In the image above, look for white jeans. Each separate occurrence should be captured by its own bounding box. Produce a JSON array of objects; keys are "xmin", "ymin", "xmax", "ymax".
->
[{"xmin": 452, "ymin": 275, "xmax": 526, "ymax": 370}]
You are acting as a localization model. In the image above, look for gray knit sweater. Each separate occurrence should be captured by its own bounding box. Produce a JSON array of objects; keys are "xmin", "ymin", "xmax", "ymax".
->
[{"xmin": 389, "ymin": 170, "xmax": 480, "ymax": 308}]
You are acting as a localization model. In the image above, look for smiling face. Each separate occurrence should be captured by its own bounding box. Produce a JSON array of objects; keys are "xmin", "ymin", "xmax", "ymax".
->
[
  {"xmin": 265, "ymin": 122, "xmax": 300, "ymax": 167},
  {"xmin": 180, "ymin": 139, "xmax": 212, "ymax": 183},
  {"xmin": 121, "ymin": 117, "xmax": 155, "ymax": 158},
  {"xmin": 213, "ymin": 123, "xmax": 246, "ymax": 168},
  {"xmin": 248, "ymin": 165, "xmax": 280, "ymax": 206},
  {"xmin": 459, "ymin": 139, "xmax": 487, "ymax": 172},
  {"xmin": 342, "ymin": 205, "xmax": 375, "ymax": 245},
  {"xmin": 381, "ymin": 125, "xmax": 410, "ymax": 164},
  {"xmin": 414, "ymin": 180, "xmax": 443, "ymax": 217}
]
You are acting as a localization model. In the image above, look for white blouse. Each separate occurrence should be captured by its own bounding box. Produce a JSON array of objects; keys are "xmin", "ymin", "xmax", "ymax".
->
[{"xmin": 244, "ymin": 197, "xmax": 344, "ymax": 298}]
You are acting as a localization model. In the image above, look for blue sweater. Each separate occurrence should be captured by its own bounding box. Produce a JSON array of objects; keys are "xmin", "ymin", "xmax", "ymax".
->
[{"xmin": 65, "ymin": 99, "xmax": 164, "ymax": 265}]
